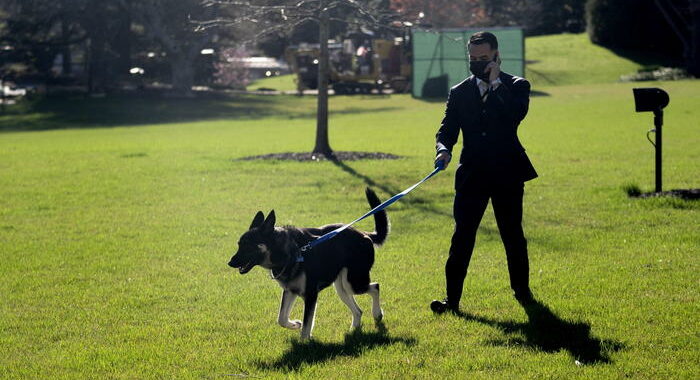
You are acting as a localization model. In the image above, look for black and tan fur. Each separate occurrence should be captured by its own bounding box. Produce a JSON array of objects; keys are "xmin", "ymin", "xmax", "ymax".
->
[{"xmin": 228, "ymin": 188, "xmax": 389, "ymax": 340}]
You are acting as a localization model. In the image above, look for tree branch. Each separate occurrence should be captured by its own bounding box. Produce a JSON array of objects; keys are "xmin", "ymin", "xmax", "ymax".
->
[{"xmin": 238, "ymin": 16, "xmax": 318, "ymax": 45}]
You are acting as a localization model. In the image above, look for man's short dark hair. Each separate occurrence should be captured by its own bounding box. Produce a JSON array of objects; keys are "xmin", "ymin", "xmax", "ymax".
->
[{"xmin": 469, "ymin": 31, "xmax": 498, "ymax": 50}]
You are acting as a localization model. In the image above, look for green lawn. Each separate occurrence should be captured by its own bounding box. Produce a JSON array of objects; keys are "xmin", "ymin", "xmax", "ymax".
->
[
  {"xmin": 1, "ymin": 78, "xmax": 698, "ymax": 378},
  {"xmin": 524, "ymin": 33, "xmax": 656, "ymax": 86},
  {"xmin": 248, "ymin": 74, "xmax": 298, "ymax": 92}
]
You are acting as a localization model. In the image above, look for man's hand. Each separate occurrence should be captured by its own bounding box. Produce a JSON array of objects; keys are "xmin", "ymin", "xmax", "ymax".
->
[
  {"xmin": 485, "ymin": 59, "xmax": 501, "ymax": 82},
  {"xmin": 435, "ymin": 151, "xmax": 451, "ymax": 169}
]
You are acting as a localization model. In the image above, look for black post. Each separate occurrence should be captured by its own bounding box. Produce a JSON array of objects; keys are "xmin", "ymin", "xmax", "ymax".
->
[
  {"xmin": 654, "ymin": 110, "xmax": 663, "ymax": 192},
  {"xmin": 633, "ymin": 87, "xmax": 669, "ymax": 194}
]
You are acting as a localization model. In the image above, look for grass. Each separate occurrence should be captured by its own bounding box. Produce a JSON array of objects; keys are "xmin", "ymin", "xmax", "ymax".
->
[
  {"xmin": 622, "ymin": 183, "xmax": 643, "ymax": 197},
  {"xmin": 2, "ymin": 30, "xmax": 699, "ymax": 378},
  {"xmin": 247, "ymin": 74, "xmax": 298, "ymax": 92},
  {"xmin": 524, "ymin": 33, "xmax": 654, "ymax": 86},
  {"xmin": 1, "ymin": 78, "xmax": 698, "ymax": 379}
]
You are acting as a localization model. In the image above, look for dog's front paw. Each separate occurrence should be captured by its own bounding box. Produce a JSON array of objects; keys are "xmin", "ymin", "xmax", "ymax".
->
[
  {"xmin": 300, "ymin": 332, "xmax": 312, "ymax": 341},
  {"xmin": 285, "ymin": 320, "xmax": 302, "ymax": 330}
]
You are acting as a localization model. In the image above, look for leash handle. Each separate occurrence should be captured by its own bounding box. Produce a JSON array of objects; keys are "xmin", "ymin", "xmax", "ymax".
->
[
  {"xmin": 300, "ymin": 165, "xmax": 444, "ymax": 253},
  {"xmin": 435, "ymin": 159, "xmax": 446, "ymax": 171}
]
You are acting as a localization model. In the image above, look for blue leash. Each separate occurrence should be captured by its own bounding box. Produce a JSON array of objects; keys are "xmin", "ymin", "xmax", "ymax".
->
[{"xmin": 297, "ymin": 161, "xmax": 445, "ymax": 261}]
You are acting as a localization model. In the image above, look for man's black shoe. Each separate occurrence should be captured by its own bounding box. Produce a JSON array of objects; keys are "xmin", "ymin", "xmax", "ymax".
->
[{"xmin": 430, "ymin": 299, "xmax": 458, "ymax": 314}]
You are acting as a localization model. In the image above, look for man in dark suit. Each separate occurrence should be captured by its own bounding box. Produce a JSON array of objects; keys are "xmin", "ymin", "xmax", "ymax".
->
[{"xmin": 431, "ymin": 31, "xmax": 538, "ymax": 313}]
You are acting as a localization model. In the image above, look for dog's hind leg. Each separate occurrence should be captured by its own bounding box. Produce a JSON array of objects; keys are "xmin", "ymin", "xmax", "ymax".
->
[
  {"xmin": 334, "ymin": 268, "xmax": 363, "ymax": 329},
  {"xmin": 345, "ymin": 266, "xmax": 386, "ymax": 324},
  {"xmin": 278, "ymin": 289, "xmax": 302, "ymax": 330},
  {"xmin": 367, "ymin": 282, "xmax": 384, "ymax": 323}
]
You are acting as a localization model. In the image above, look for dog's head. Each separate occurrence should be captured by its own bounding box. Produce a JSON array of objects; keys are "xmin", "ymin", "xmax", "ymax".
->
[{"xmin": 228, "ymin": 210, "xmax": 277, "ymax": 274}]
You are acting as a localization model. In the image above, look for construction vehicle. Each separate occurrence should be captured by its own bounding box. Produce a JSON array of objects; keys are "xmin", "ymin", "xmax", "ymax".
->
[{"xmin": 285, "ymin": 35, "xmax": 411, "ymax": 94}]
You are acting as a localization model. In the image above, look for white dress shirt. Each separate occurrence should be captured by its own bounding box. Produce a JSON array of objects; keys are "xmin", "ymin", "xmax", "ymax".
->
[{"xmin": 476, "ymin": 77, "xmax": 502, "ymax": 101}]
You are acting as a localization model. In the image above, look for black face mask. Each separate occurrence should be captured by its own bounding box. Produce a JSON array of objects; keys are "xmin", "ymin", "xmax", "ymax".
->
[{"xmin": 469, "ymin": 53, "xmax": 498, "ymax": 81}]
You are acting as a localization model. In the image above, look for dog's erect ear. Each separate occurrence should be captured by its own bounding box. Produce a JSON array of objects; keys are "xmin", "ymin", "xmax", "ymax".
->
[
  {"xmin": 250, "ymin": 211, "xmax": 265, "ymax": 230},
  {"xmin": 261, "ymin": 209, "xmax": 276, "ymax": 232}
]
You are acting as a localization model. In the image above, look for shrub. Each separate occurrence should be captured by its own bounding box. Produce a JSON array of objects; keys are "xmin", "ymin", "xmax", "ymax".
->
[
  {"xmin": 620, "ymin": 67, "xmax": 691, "ymax": 82},
  {"xmin": 585, "ymin": 0, "xmax": 683, "ymax": 55}
]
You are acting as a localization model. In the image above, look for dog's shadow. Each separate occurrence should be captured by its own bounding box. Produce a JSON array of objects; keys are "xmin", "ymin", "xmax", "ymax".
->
[
  {"xmin": 255, "ymin": 323, "xmax": 416, "ymax": 372},
  {"xmin": 454, "ymin": 299, "xmax": 625, "ymax": 364}
]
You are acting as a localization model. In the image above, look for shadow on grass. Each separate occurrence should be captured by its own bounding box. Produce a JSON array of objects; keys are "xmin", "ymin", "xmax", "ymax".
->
[
  {"xmin": 609, "ymin": 47, "xmax": 683, "ymax": 71},
  {"xmin": 418, "ymin": 96, "xmax": 448, "ymax": 103},
  {"xmin": 0, "ymin": 93, "xmax": 401, "ymax": 132},
  {"xmin": 256, "ymin": 324, "xmax": 416, "ymax": 372},
  {"xmin": 454, "ymin": 299, "xmax": 625, "ymax": 364},
  {"xmin": 527, "ymin": 67, "xmax": 557, "ymax": 86},
  {"xmin": 328, "ymin": 157, "xmax": 453, "ymax": 218}
]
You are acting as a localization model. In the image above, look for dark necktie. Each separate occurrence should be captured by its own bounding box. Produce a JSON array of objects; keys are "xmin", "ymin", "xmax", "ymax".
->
[{"xmin": 481, "ymin": 84, "xmax": 489, "ymax": 103}]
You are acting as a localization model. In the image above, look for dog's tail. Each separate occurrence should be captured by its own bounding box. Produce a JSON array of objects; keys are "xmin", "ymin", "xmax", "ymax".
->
[{"xmin": 365, "ymin": 187, "xmax": 390, "ymax": 246}]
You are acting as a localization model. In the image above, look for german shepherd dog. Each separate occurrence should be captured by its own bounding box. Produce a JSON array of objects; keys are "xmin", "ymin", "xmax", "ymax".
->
[{"xmin": 228, "ymin": 188, "xmax": 389, "ymax": 340}]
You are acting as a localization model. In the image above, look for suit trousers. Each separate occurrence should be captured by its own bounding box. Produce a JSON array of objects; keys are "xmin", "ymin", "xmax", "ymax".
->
[{"xmin": 445, "ymin": 181, "xmax": 530, "ymax": 304}]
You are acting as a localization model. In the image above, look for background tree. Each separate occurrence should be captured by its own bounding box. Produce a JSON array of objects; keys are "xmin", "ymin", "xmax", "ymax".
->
[
  {"xmin": 690, "ymin": 0, "xmax": 700, "ymax": 75},
  {"xmin": 484, "ymin": 0, "xmax": 586, "ymax": 35},
  {"xmin": 586, "ymin": 0, "xmax": 690, "ymax": 72},
  {"xmin": 78, "ymin": 0, "xmax": 133, "ymax": 92},
  {"xmin": 528, "ymin": 0, "xmax": 587, "ymax": 35},
  {"xmin": 136, "ymin": 0, "xmax": 218, "ymax": 96},
  {"xmin": 0, "ymin": 0, "xmax": 136, "ymax": 92},
  {"xmin": 213, "ymin": 46, "xmax": 250, "ymax": 89},
  {"xmin": 0, "ymin": 0, "xmax": 84, "ymax": 78},
  {"xmin": 653, "ymin": 0, "xmax": 700, "ymax": 76},
  {"xmin": 0, "ymin": 0, "xmax": 234, "ymax": 94},
  {"xmin": 202, "ymin": 0, "xmax": 397, "ymax": 156},
  {"xmin": 390, "ymin": 0, "xmax": 487, "ymax": 29},
  {"xmin": 390, "ymin": 0, "xmax": 585, "ymax": 35}
]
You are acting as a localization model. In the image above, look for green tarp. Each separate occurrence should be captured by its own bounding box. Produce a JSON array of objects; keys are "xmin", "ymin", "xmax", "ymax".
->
[{"xmin": 412, "ymin": 28, "xmax": 524, "ymax": 98}]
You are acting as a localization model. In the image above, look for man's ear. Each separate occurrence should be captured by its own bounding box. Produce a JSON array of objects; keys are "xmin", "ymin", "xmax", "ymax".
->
[
  {"xmin": 261, "ymin": 210, "xmax": 276, "ymax": 232},
  {"xmin": 250, "ymin": 211, "xmax": 265, "ymax": 230}
]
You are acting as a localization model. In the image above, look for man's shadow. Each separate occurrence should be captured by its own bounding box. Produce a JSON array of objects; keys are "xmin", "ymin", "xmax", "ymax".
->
[
  {"xmin": 256, "ymin": 323, "xmax": 416, "ymax": 372},
  {"xmin": 454, "ymin": 299, "xmax": 625, "ymax": 364}
]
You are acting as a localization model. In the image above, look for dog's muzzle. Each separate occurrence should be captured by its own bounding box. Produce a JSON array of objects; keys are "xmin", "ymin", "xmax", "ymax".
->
[
  {"xmin": 238, "ymin": 262, "xmax": 255, "ymax": 274},
  {"xmin": 228, "ymin": 258, "xmax": 255, "ymax": 274}
]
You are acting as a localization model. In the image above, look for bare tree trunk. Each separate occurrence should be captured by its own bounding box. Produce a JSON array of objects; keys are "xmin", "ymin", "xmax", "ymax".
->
[
  {"xmin": 87, "ymin": 36, "xmax": 106, "ymax": 93},
  {"xmin": 114, "ymin": 0, "xmax": 132, "ymax": 79},
  {"xmin": 140, "ymin": 0, "xmax": 206, "ymax": 97},
  {"xmin": 61, "ymin": 18, "xmax": 72, "ymax": 75},
  {"xmin": 171, "ymin": 53, "xmax": 196, "ymax": 97},
  {"xmin": 313, "ymin": 6, "xmax": 333, "ymax": 156}
]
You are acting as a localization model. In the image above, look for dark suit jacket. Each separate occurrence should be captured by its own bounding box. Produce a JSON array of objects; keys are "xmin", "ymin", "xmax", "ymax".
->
[{"xmin": 436, "ymin": 72, "xmax": 538, "ymax": 190}]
